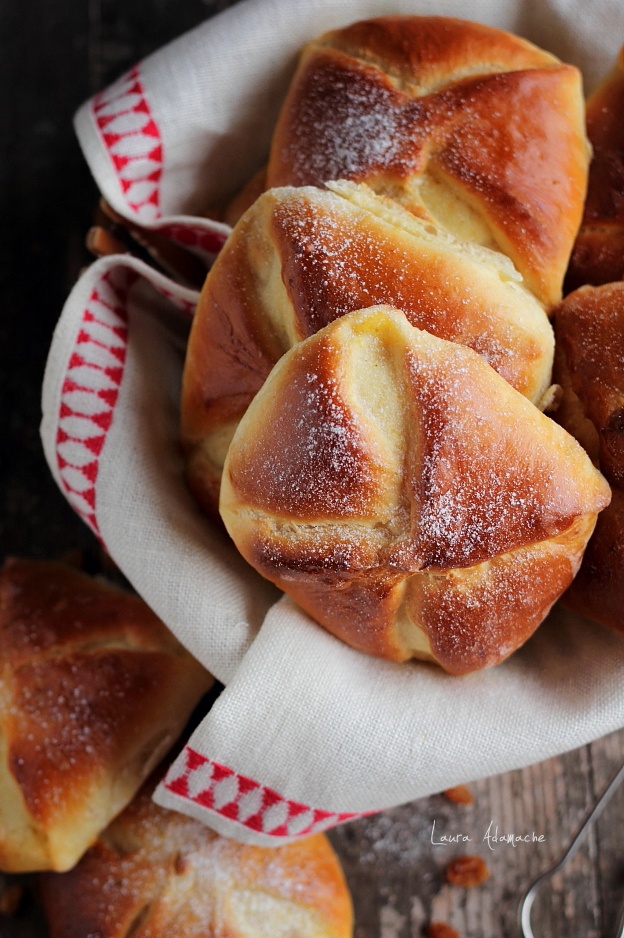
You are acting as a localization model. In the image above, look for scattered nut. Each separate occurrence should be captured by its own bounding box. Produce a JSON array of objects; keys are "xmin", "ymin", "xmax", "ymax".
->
[
  {"xmin": 442, "ymin": 785, "xmax": 474, "ymax": 805},
  {"xmin": 426, "ymin": 922, "xmax": 462, "ymax": 938},
  {"xmin": 444, "ymin": 854, "xmax": 490, "ymax": 887}
]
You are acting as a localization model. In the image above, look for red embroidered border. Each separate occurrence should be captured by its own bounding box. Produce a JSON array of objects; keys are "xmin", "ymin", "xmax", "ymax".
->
[
  {"xmin": 55, "ymin": 268, "xmax": 133, "ymax": 543},
  {"xmin": 165, "ymin": 746, "xmax": 367, "ymax": 838},
  {"xmin": 92, "ymin": 64, "xmax": 163, "ymax": 222}
]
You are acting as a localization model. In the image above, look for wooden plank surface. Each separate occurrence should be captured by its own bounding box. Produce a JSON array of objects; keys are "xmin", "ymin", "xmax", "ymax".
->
[
  {"xmin": 330, "ymin": 732, "xmax": 624, "ymax": 937},
  {"xmin": 2, "ymin": 2, "xmax": 623, "ymax": 937}
]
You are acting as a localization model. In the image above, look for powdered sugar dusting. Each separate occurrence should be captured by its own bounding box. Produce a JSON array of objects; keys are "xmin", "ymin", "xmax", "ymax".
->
[
  {"xmin": 403, "ymin": 347, "xmax": 565, "ymax": 569},
  {"xmin": 57, "ymin": 785, "xmax": 348, "ymax": 935},
  {"xmin": 271, "ymin": 39, "xmax": 584, "ymax": 308},
  {"xmin": 295, "ymin": 370, "xmax": 365, "ymax": 507},
  {"xmin": 231, "ymin": 339, "xmax": 385, "ymax": 520},
  {"xmin": 283, "ymin": 53, "xmax": 419, "ymax": 185},
  {"xmin": 411, "ymin": 534, "xmax": 577, "ymax": 671},
  {"xmin": 272, "ymin": 187, "xmax": 545, "ymax": 395}
]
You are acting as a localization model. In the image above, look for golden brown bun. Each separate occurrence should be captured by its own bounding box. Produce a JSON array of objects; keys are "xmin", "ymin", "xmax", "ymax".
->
[
  {"xmin": 554, "ymin": 283, "xmax": 624, "ymax": 633},
  {"xmin": 555, "ymin": 283, "xmax": 624, "ymax": 486},
  {"xmin": 566, "ymin": 46, "xmax": 624, "ymax": 291},
  {"xmin": 39, "ymin": 778, "xmax": 353, "ymax": 938},
  {"xmin": 220, "ymin": 306, "xmax": 609, "ymax": 673},
  {"xmin": 182, "ymin": 182, "xmax": 554, "ymax": 518},
  {"xmin": 0, "ymin": 558, "xmax": 212, "ymax": 873},
  {"xmin": 563, "ymin": 488, "xmax": 624, "ymax": 634},
  {"xmin": 266, "ymin": 16, "xmax": 589, "ymax": 307}
]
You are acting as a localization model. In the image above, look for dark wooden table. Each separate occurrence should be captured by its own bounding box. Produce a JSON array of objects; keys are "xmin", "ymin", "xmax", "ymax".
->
[{"xmin": 2, "ymin": 3, "xmax": 624, "ymax": 937}]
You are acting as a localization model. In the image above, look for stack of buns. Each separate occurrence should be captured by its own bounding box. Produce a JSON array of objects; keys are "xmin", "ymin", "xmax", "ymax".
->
[
  {"xmin": 219, "ymin": 305, "xmax": 608, "ymax": 672},
  {"xmin": 229, "ymin": 16, "xmax": 589, "ymax": 308},
  {"xmin": 182, "ymin": 15, "xmax": 612, "ymax": 673},
  {"xmin": 39, "ymin": 775, "xmax": 353, "ymax": 938},
  {"xmin": 554, "ymin": 282, "xmax": 624, "ymax": 634},
  {"xmin": 566, "ymin": 44, "xmax": 624, "ymax": 290},
  {"xmin": 5, "ymin": 16, "xmax": 623, "ymax": 936},
  {"xmin": 553, "ymin": 43, "xmax": 624, "ymax": 634},
  {"xmin": 183, "ymin": 180, "xmax": 556, "ymax": 519},
  {"xmin": 0, "ymin": 557, "xmax": 354, "ymax": 934}
]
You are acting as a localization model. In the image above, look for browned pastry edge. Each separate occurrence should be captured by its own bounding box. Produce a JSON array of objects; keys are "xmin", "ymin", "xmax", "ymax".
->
[
  {"xmin": 566, "ymin": 44, "xmax": 624, "ymax": 291},
  {"xmin": 554, "ymin": 282, "xmax": 624, "ymax": 634},
  {"xmin": 563, "ymin": 488, "xmax": 624, "ymax": 635},
  {"xmin": 554, "ymin": 283, "xmax": 624, "ymax": 488},
  {"xmin": 265, "ymin": 15, "xmax": 589, "ymax": 307},
  {"xmin": 39, "ymin": 776, "xmax": 353, "ymax": 938},
  {"xmin": 181, "ymin": 182, "xmax": 554, "ymax": 520},
  {"xmin": 220, "ymin": 306, "xmax": 609, "ymax": 672},
  {"xmin": 0, "ymin": 557, "xmax": 212, "ymax": 873}
]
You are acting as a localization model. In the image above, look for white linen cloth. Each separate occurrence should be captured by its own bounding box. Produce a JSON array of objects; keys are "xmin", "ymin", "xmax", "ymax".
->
[{"xmin": 41, "ymin": 0, "xmax": 624, "ymax": 845}]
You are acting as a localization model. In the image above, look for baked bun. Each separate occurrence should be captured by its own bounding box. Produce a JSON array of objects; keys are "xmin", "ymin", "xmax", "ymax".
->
[
  {"xmin": 266, "ymin": 16, "xmax": 589, "ymax": 307},
  {"xmin": 182, "ymin": 182, "xmax": 554, "ymax": 517},
  {"xmin": 39, "ymin": 778, "xmax": 353, "ymax": 938},
  {"xmin": 220, "ymin": 306, "xmax": 609, "ymax": 673},
  {"xmin": 562, "ymin": 488, "xmax": 624, "ymax": 634},
  {"xmin": 567, "ymin": 45, "xmax": 624, "ymax": 290},
  {"xmin": 0, "ymin": 558, "xmax": 212, "ymax": 873},
  {"xmin": 554, "ymin": 282, "xmax": 624, "ymax": 632}
]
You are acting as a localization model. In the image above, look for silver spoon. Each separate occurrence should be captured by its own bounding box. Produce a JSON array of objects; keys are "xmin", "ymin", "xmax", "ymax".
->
[{"xmin": 518, "ymin": 758, "xmax": 624, "ymax": 937}]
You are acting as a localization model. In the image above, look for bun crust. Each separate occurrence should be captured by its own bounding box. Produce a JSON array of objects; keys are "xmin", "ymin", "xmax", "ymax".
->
[
  {"xmin": 0, "ymin": 558, "xmax": 212, "ymax": 872},
  {"xmin": 40, "ymin": 779, "xmax": 353, "ymax": 938},
  {"xmin": 182, "ymin": 183, "xmax": 553, "ymax": 518},
  {"xmin": 220, "ymin": 307, "xmax": 609, "ymax": 673},
  {"xmin": 567, "ymin": 45, "xmax": 624, "ymax": 290},
  {"xmin": 267, "ymin": 16, "xmax": 589, "ymax": 306},
  {"xmin": 555, "ymin": 283, "xmax": 624, "ymax": 633}
]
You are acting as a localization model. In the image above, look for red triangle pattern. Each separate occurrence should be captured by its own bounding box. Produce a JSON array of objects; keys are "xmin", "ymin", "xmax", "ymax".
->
[
  {"xmin": 111, "ymin": 152, "xmax": 131, "ymax": 172},
  {"xmin": 98, "ymin": 387, "xmax": 119, "ymax": 408},
  {"xmin": 91, "ymin": 64, "xmax": 229, "ymax": 264},
  {"xmin": 92, "ymin": 72, "xmax": 141, "ymax": 112},
  {"xmin": 76, "ymin": 329, "xmax": 126, "ymax": 364},
  {"xmin": 164, "ymin": 747, "xmax": 368, "ymax": 841},
  {"xmin": 128, "ymin": 187, "xmax": 160, "ymax": 214},
  {"xmin": 166, "ymin": 774, "xmax": 190, "ymax": 798},
  {"xmin": 104, "ymin": 365, "xmax": 124, "ymax": 385},
  {"xmin": 87, "ymin": 298, "xmax": 127, "ymax": 329},
  {"xmin": 91, "ymin": 286, "xmax": 127, "ymax": 320},
  {"xmin": 91, "ymin": 63, "xmax": 163, "ymax": 221},
  {"xmin": 157, "ymin": 221, "xmax": 228, "ymax": 265},
  {"xmin": 55, "ymin": 267, "xmax": 131, "ymax": 548},
  {"xmin": 218, "ymin": 801, "xmax": 241, "ymax": 820},
  {"xmin": 82, "ymin": 434, "xmax": 106, "ymax": 457},
  {"xmin": 142, "ymin": 118, "xmax": 159, "ymax": 139}
]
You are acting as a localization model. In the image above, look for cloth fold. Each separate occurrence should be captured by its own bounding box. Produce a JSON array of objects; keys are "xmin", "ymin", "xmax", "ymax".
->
[{"xmin": 42, "ymin": 0, "xmax": 624, "ymax": 845}]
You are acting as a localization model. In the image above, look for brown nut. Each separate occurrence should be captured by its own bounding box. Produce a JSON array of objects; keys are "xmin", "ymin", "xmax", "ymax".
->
[
  {"xmin": 442, "ymin": 785, "xmax": 474, "ymax": 805},
  {"xmin": 444, "ymin": 854, "xmax": 490, "ymax": 887},
  {"xmin": 426, "ymin": 923, "xmax": 462, "ymax": 938}
]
